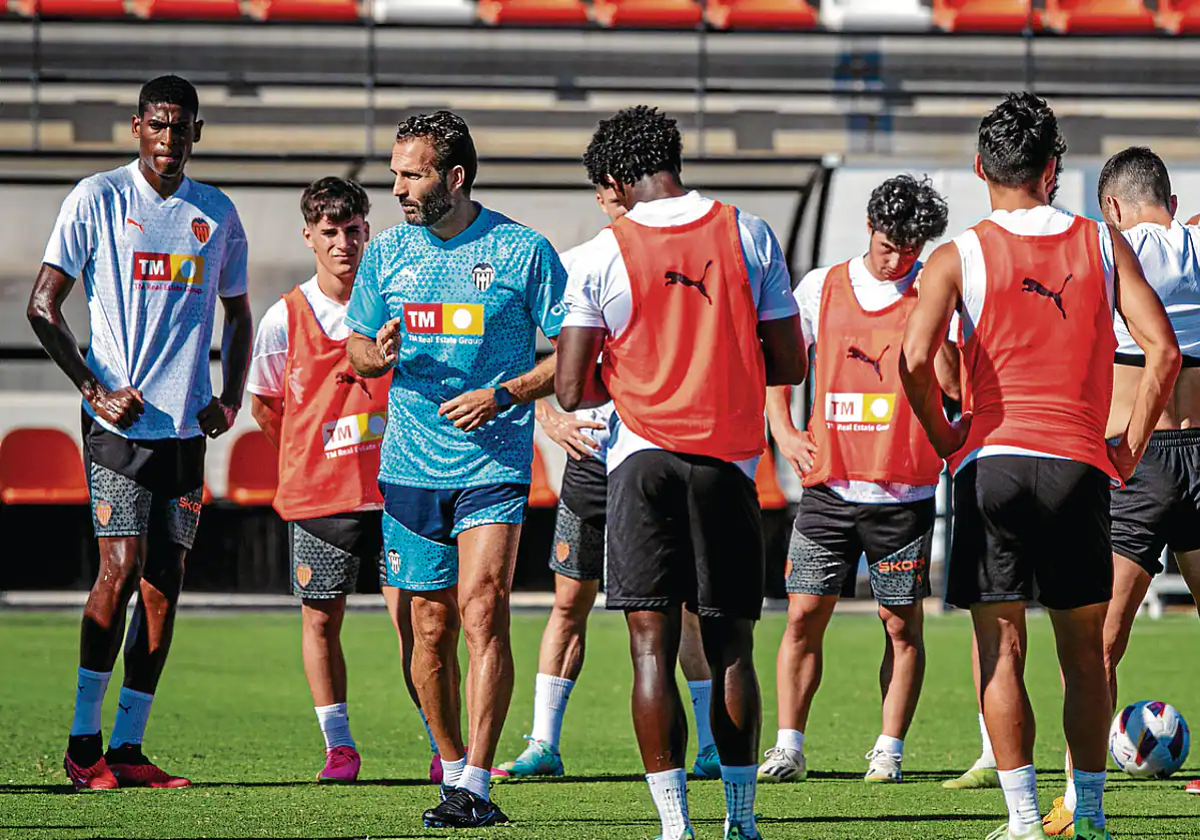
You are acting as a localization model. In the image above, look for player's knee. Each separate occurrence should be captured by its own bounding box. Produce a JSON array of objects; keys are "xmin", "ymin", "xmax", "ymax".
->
[
  {"xmin": 783, "ymin": 604, "xmax": 826, "ymax": 645},
  {"xmin": 302, "ymin": 599, "xmax": 345, "ymax": 637},
  {"xmin": 96, "ymin": 541, "xmax": 145, "ymax": 597},
  {"xmin": 411, "ymin": 594, "xmax": 460, "ymax": 651},
  {"xmin": 881, "ymin": 608, "xmax": 923, "ymax": 649},
  {"xmin": 461, "ymin": 587, "xmax": 510, "ymax": 644}
]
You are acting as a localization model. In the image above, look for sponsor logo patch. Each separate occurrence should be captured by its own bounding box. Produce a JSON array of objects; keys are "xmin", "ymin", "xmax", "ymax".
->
[
  {"xmin": 387, "ymin": 549, "xmax": 402, "ymax": 575},
  {"xmin": 191, "ymin": 217, "xmax": 211, "ymax": 244},
  {"xmin": 178, "ymin": 497, "xmax": 203, "ymax": 515},
  {"xmin": 322, "ymin": 411, "xmax": 387, "ymax": 455},
  {"xmin": 555, "ymin": 541, "xmax": 571, "ymax": 563},
  {"xmin": 95, "ymin": 499, "xmax": 113, "ymax": 527},
  {"xmin": 133, "ymin": 251, "xmax": 205, "ymax": 292},
  {"xmin": 471, "ymin": 262, "xmax": 495, "ymax": 292},
  {"xmin": 295, "ymin": 562, "xmax": 313, "ymax": 588},
  {"xmin": 403, "ymin": 303, "xmax": 484, "ymax": 336},
  {"xmin": 876, "ymin": 556, "xmax": 926, "ymax": 574},
  {"xmin": 825, "ymin": 392, "xmax": 896, "ymax": 425}
]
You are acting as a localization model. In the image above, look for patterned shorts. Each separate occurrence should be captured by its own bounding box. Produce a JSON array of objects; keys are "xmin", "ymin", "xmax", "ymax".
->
[
  {"xmin": 290, "ymin": 512, "xmax": 384, "ymax": 599},
  {"xmin": 549, "ymin": 456, "xmax": 607, "ymax": 582},
  {"xmin": 87, "ymin": 462, "xmax": 202, "ymax": 549}
]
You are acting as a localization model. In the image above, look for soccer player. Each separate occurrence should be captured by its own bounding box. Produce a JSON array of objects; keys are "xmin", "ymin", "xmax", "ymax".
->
[
  {"xmin": 246, "ymin": 177, "xmax": 388, "ymax": 783},
  {"xmin": 900, "ymin": 92, "xmax": 1180, "ymax": 840},
  {"xmin": 758, "ymin": 175, "xmax": 952, "ymax": 786},
  {"xmin": 1038, "ymin": 148, "xmax": 1200, "ymax": 828},
  {"xmin": 557, "ymin": 106, "xmax": 806, "ymax": 840},
  {"xmin": 345, "ymin": 110, "xmax": 566, "ymax": 828},
  {"xmin": 501, "ymin": 187, "xmax": 722, "ymax": 782},
  {"xmin": 27, "ymin": 75, "xmax": 253, "ymax": 790}
]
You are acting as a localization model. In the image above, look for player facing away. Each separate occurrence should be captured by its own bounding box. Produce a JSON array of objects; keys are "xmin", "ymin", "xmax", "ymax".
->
[
  {"xmin": 346, "ymin": 111, "xmax": 566, "ymax": 828},
  {"xmin": 557, "ymin": 106, "xmax": 807, "ymax": 840},
  {"xmin": 246, "ymin": 177, "xmax": 389, "ymax": 783},
  {"xmin": 759, "ymin": 175, "xmax": 953, "ymax": 786},
  {"xmin": 1035, "ymin": 148, "xmax": 1200, "ymax": 828},
  {"xmin": 500, "ymin": 187, "xmax": 722, "ymax": 782},
  {"xmin": 27, "ymin": 75, "xmax": 253, "ymax": 790},
  {"xmin": 900, "ymin": 93, "xmax": 1180, "ymax": 840}
]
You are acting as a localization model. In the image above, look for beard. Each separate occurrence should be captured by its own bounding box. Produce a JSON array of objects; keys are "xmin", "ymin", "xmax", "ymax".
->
[{"xmin": 403, "ymin": 179, "xmax": 454, "ymax": 227}]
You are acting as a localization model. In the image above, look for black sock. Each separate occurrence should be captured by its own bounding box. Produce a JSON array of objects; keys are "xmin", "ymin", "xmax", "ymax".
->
[{"xmin": 67, "ymin": 733, "xmax": 103, "ymax": 767}]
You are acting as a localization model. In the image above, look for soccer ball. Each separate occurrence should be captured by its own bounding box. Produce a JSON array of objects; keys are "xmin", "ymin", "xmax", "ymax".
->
[{"xmin": 1109, "ymin": 700, "xmax": 1190, "ymax": 779}]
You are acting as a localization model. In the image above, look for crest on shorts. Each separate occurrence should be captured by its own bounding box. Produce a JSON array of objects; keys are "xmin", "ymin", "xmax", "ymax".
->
[
  {"xmin": 555, "ymin": 541, "xmax": 571, "ymax": 564},
  {"xmin": 295, "ymin": 562, "xmax": 313, "ymax": 588},
  {"xmin": 95, "ymin": 500, "xmax": 113, "ymax": 527},
  {"xmin": 471, "ymin": 262, "xmax": 494, "ymax": 292},
  {"xmin": 191, "ymin": 217, "xmax": 211, "ymax": 245},
  {"xmin": 387, "ymin": 548, "xmax": 401, "ymax": 575}
]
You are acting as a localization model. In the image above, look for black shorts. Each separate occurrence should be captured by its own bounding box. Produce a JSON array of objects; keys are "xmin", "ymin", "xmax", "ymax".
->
[
  {"xmin": 549, "ymin": 455, "xmax": 607, "ymax": 581},
  {"xmin": 290, "ymin": 511, "xmax": 384, "ymax": 599},
  {"xmin": 1111, "ymin": 429, "xmax": 1200, "ymax": 576},
  {"xmin": 947, "ymin": 456, "xmax": 1112, "ymax": 611},
  {"xmin": 81, "ymin": 410, "xmax": 206, "ymax": 548},
  {"xmin": 606, "ymin": 450, "xmax": 764, "ymax": 620},
  {"xmin": 787, "ymin": 483, "xmax": 934, "ymax": 606}
]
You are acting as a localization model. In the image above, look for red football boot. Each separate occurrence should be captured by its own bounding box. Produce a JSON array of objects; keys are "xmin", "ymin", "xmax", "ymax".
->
[{"xmin": 105, "ymin": 745, "xmax": 191, "ymax": 788}]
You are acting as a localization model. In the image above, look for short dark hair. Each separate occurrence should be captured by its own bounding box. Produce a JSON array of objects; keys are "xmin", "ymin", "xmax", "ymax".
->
[
  {"xmin": 301, "ymin": 177, "xmax": 370, "ymax": 226},
  {"xmin": 395, "ymin": 110, "xmax": 478, "ymax": 193},
  {"xmin": 867, "ymin": 175, "xmax": 949, "ymax": 251},
  {"xmin": 1098, "ymin": 146, "xmax": 1172, "ymax": 210},
  {"xmin": 583, "ymin": 106, "xmax": 682, "ymax": 189},
  {"xmin": 138, "ymin": 75, "xmax": 199, "ymax": 120},
  {"xmin": 977, "ymin": 92, "xmax": 1066, "ymax": 195}
]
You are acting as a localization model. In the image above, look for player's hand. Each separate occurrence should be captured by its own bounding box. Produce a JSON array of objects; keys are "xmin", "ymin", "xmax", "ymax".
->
[
  {"xmin": 539, "ymin": 404, "xmax": 604, "ymax": 461},
  {"xmin": 376, "ymin": 317, "xmax": 402, "ymax": 365},
  {"xmin": 87, "ymin": 384, "xmax": 144, "ymax": 430},
  {"xmin": 776, "ymin": 428, "xmax": 817, "ymax": 477},
  {"xmin": 439, "ymin": 388, "xmax": 501, "ymax": 432},
  {"xmin": 1108, "ymin": 435, "xmax": 1140, "ymax": 483},
  {"xmin": 197, "ymin": 397, "xmax": 238, "ymax": 439},
  {"xmin": 933, "ymin": 413, "xmax": 971, "ymax": 459}
]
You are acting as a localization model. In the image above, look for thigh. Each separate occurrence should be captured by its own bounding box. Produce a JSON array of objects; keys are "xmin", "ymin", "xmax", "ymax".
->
[
  {"xmin": 606, "ymin": 451, "xmax": 691, "ymax": 612},
  {"xmin": 550, "ymin": 457, "xmax": 607, "ymax": 582},
  {"xmin": 860, "ymin": 497, "xmax": 936, "ymax": 607},
  {"xmin": 786, "ymin": 484, "xmax": 862, "ymax": 598},
  {"xmin": 381, "ymin": 483, "xmax": 459, "ymax": 592},
  {"xmin": 1033, "ymin": 460, "xmax": 1113, "ymax": 611},
  {"xmin": 456, "ymin": 522, "xmax": 522, "ymax": 602},
  {"xmin": 1111, "ymin": 445, "xmax": 1174, "ymax": 577},
  {"xmin": 685, "ymin": 456, "xmax": 765, "ymax": 621}
]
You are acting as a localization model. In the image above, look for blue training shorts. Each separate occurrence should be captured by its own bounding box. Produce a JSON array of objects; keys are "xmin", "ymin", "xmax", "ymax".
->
[{"xmin": 380, "ymin": 482, "xmax": 529, "ymax": 591}]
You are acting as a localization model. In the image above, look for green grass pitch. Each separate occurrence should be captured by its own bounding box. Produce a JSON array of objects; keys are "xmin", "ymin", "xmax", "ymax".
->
[{"xmin": 1, "ymin": 610, "xmax": 1198, "ymax": 839}]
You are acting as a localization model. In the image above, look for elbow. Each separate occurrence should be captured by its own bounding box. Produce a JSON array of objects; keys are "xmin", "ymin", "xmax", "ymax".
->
[
  {"xmin": 765, "ymin": 353, "xmax": 807, "ymax": 387},
  {"xmin": 556, "ymin": 380, "xmax": 583, "ymax": 413}
]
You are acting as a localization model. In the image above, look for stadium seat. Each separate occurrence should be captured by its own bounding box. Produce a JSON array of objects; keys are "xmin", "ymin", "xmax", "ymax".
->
[
  {"xmin": 933, "ymin": 0, "xmax": 1040, "ymax": 32},
  {"xmin": 226, "ymin": 431, "xmax": 279, "ymax": 506},
  {"xmin": 478, "ymin": 0, "xmax": 589, "ymax": 24},
  {"xmin": 372, "ymin": 0, "xmax": 475, "ymax": 22},
  {"xmin": 528, "ymin": 447, "xmax": 558, "ymax": 509},
  {"xmin": 1159, "ymin": 0, "xmax": 1200, "ymax": 34},
  {"xmin": 754, "ymin": 450, "xmax": 787, "ymax": 510},
  {"xmin": 15, "ymin": 0, "xmax": 127, "ymax": 16},
  {"xmin": 820, "ymin": 0, "xmax": 931, "ymax": 30},
  {"xmin": 250, "ymin": 0, "xmax": 358, "ymax": 20},
  {"xmin": 1044, "ymin": 0, "xmax": 1155, "ymax": 33},
  {"xmin": 0, "ymin": 428, "xmax": 89, "ymax": 505},
  {"xmin": 1188, "ymin": 212, "xmax": 1200, "ymax": 225},
  {"xmin": 593, "ymin": 0, "xmax": 703, "ymax": 28},
  {"xmin": 707, "ymin": 0, "xmax": 816, "ymax": 30},
  {"xmin": 134, "ymin": 0, "xmax": 241, "ymax": 17}
]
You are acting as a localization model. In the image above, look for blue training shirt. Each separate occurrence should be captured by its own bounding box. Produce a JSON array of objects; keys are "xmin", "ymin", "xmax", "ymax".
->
[{"xmin": 346, "ymin": 205, "xmax": 567, "ymax": 489}]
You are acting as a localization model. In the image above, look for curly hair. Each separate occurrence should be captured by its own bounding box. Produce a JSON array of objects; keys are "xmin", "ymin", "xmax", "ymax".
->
[
  {"xmin": 138, "ymin": 75, "xmax": 199, "ymax": 119},
  {"xmin": 978, "ymin": 92, "xmax": 1066, "ymax": 200},
  {"xmin": 396, "ymin": 110, "xmax": 478, "ymax": 193},
  {"xmin": 301, "ymin": 177, "xmax": 370, "ymax": 226},
  {"xmin": 867, "ymin": 175, "xmax": 949, "ymax": 251},
  {"xmin": 583, "ymin": 106, "xmax": 683, "ymax": 188}
]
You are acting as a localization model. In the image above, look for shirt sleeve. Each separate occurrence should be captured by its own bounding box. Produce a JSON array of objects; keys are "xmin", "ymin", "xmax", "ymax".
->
[
  {"xmin": 245, "ymin": 298, "xmax": 289, "ymax": 398},
  {"xmin": 737, "ymin": 210, "xmax": 799, "ymax": 322},
  {"xmin": 526, "ymin": 235, "xmax": 569, "ymax": 339},
  {"xmin": 345, "ymin": 238, "xmax": 388, "ymax": 338},
  {"xmin": 42, "ymin": 181, "xmax": 98, "ymax": 279},
  {"xmin": 793, "ymin": 267, "xmax": 827, "ymax": 352},
  {"xmin": 561, "ymin": 234, "xmax": 613, "ymax": 331},
  {"xmin": 218, "ymin": 207, "xmax": 249, "ymax": 298}
]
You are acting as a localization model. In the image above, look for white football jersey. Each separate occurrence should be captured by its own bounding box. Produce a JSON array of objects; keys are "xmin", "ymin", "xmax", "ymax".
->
[
  {"xmin": 43, "ymin": 161, "xmax": 249, "ymax": 439},
  {"xmin": 1117, "ymin": 221, "xmax": 1200, "ymax": 357}
]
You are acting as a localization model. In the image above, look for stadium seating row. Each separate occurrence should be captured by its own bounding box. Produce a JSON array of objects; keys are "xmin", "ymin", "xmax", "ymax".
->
[
  {"xmin": 0, "ymin": 426, "xmax": 789, "ymax": 510},
  {"xmin": 6, "ymin": 0, "xmax": 1200, "ymax": 34}
]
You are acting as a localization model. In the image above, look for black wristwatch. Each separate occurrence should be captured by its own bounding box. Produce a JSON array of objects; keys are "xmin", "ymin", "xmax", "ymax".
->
[{"xmin": 493, "ymin": 386, "xmax": 515, "ymax": 409}]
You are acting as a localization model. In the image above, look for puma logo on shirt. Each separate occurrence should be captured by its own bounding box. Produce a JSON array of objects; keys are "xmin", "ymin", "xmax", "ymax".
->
[
  {"xmin": 1022, "ymin": 274, "xmax": 1072, "ymax": 319},
  {"xmin": 336, "ymin": 371, "xmax": 371, "ymax": 397},
  {"xmin": 664, "ymin": 260, "xmax": 714, "ymax": 305},
  {"xmin": 847, "ymin": 345, "xmax": 889, "ymax": 380}
]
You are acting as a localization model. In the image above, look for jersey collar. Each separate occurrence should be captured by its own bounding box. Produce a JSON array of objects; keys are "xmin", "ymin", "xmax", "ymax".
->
[{"xmin": 421, "ymin": 202, "xmax": 490, "ymax": 250}]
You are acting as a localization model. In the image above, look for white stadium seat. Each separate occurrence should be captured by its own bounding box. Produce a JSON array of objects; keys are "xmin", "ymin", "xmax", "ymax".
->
[
  {"xmin": 820, "ymin": 0, "xmax": 932, "ymax": 30},
  {"xmin": 371, "ymin": 0, "xmax": 477, "ymax": 23}
]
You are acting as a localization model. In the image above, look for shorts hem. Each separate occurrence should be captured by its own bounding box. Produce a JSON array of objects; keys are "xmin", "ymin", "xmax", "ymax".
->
[
  {"xmin": 946, "ymin": 592, "xmax": 1027, "ymax": 610},
  {"xmin": 392, "ymin": 578, "xmax": 457, "ymax": 592},
  {"xmin": 605, "ymin": 597, "xmax": 675, "ymax": 611},
  {"xmin": 295, "ymin": 590, "xmax": 352, "ymax": 600},
  {"xmin": 1112, "ymin": 547, "xmax": 1165, "ymax": 577},
  {"xmin": 875, "ymin": 596, "xmax": 920, "ymax": 608},
  {"xmin": 784, "ymin": 584, "xmax": 841, "ymax": 597},
  {"xmin": 693, "ymin": 604, "xmax": 762, "ymax": 621},
  {"xmin": 94, "ymin": 528, "xmax": 146, "ymax": 538},
  {"xmin": 549, "ymin": 563, "xmax": 602, "ymax": 582}
]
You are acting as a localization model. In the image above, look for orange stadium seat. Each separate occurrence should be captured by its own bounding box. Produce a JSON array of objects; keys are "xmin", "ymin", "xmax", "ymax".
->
[
  {"xmin": 250, "ymin": 0, "xmax": 357, "ymax": 20},
  {"xmin": 754, "ymin": 449, "xmax": 787, "ymax": 510},
  {"xmin": 0, "ymin": 428, "xmax": 89, "ymax": 505},
  {"xmin": 594, "ymin": 0, "xmax": 703, "ymax": 28},
  {"xmin": 1188, "ymin": 212, "xmax": 1200, "ymax": 225},
  {"xmin": 933, "ymin": 0, "xmax": 1040, "ymax": 32},
  {"xmin": 478, "ymin": 0, "xmax": 589, "ymax": 24},
  {"xmin": 1044, "ymin": 0, "xmax": 1155, "ymax": 33},
  {"xmin": 528, "ymin": 446, "xmax": 559, "ymax": 509},
  {"xmin": 1159, "ymin": 0, "xmax": 1200, "ymax": 33},
  {"xmin": 226, "ymin": 430, "xmax": 279, "ymax": 506},
  {"xmin": 707, "ymin": 0, "xmax": 816, "ymax": 30},
  {"xmin": 135, "ymin": 0, "xmax": 242, "ymax": 17},
  {"xmin": 16, "ymin": 0, "xmax": 127, "ymax": 15}
]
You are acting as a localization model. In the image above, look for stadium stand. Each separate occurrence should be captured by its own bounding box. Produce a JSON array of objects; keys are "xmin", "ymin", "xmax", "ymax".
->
[
  {"xmin": 933, "ymin": 0, "xmax": 1040, "ymax": 32},
  {"xmin": 249, "ymin": 0, "xmax": 360, "ymax": 20},
  {"xmin": 15, "ymin": 0, "xmax": 127, "ymax": 16},
  {"xmin": 529, "ymin": 446, "xmax": 559, "ymax": 509},
  {"xmin": 706, "ymin": 0, "xmax": 817, "ymax": 31},
  {"xmin": 381, "ymin": 0, "xmax": 484, "ymax": 22},
  {"xmin": 820, "ymin": 0, "xmax": 931, "ymax": 30},
  {"xmin": 1044, "ymin": 0, "xmax": 1157, "ymax": 33},
  {"xmin": 592, "ymin": 0, "xmax": 704, "ymax": 28},
  {"xmin": 134, "ymin": 0, "xmax": 242, "ymax": 19},
  {"xmin": 225, "ymin": 430, "xmax": 279, "ymax": 506},
  {"xmin": 0, "ymin": 427, "xmax": 89, "ymax": 505},
  {"xmin": 478, "ymin": 0, "xmax": 590, "ymax": 26},
  {"xmin": 1158, "ymin": 0, "xmax": 1200, "ymax": 33}
]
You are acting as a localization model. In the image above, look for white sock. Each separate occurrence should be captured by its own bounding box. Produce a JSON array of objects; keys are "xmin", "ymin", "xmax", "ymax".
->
[
  {"xmin": 109, "ymin": 687, "xmax": 154, "ymax": 749},
  {"xmin": 458, "ymin": 764, "xmax": 492, "ymax": 801},
  {"xmin": 998, "ymin": 764, "xmax": 1041, "ymax": 834},
  {"xmin": 775, "ymin": 728, "xmax": 805, "ymax": 754},
  {"xmin": 531, "ymin": 673, "xmax": 574, "ymax": 748},
  {"xmin": 314, "ymin": 703, "xmax": 356, "ymax": 751},
  {"xmin": 441, "ymin": 755, "xmax": 467, "ymax": 788},
  {"xmin": 977, "ymin": 712, "xmax": 996, "ymax": 766},
  {"xmin": 1063, "ymin": 777, "xmax": 1077, "ymax": 811},
  {"xmin": 721, "ymin": 764, "xmax": 758, "ymax": 838},
  {"xmin": 418, "ymin": 708, "xmax": 438, "ymax": 754},
  {"xmin": 1073, "ymin": 769, "xmax": 1106, "ymax": 827},
  {"xmin": 646, "ymin": 767, "xmax": 691, "ymax": 839},
  {"xmin": 873, "ymin": 734, "xmax": 904, "ymax": 758},
  {"xmin": 687, "ymin": 680, "xmax": 716, "ymax": 753},
  {"xmin": 70, "ymin": 668, "xmax": 112, "ymax": 737}
]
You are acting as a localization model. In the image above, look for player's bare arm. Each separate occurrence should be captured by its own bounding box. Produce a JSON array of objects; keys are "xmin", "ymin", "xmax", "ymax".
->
[
  {"xmin": 900, "ymin": 241, "xmax": 969, "ymax": 458},
  {"xmin": 765, "ymin": 386, "xmax": 815, "ymax": 476},
  {"xmin": 934, "ymin": 339, "xmax": 962, "ymax": 402},
  {"xmin": 347, "ymin": 317, "xmax": 400, "ymax": 378},
  {"xmin": 555, "ymin": 326, "xmax": 609, "ymax": 412},
  {"xmin": 758, "ymin": 314, "xmax": 807, "ymax": 385},
  {"xmin": 439, "ymin": 350, "xmax": 558, "ymax": 432},
  {"xmin": 536, "ymin": 399, "xmax": 603, "ymax": 461},
  {"xmin": 27, "ymin": 262, "xmax": 144, "ymax": 429},
  {"xmin": 1109, "ymin": 225, "xmax": 1182, "ymax": 479},
  {"xmin": 250, "ymin": 395, "xmax": 284, "ymax": 448},
  {"xmin": 198, "ymin": 292, "xmax": 253, "ymax": 439}
]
